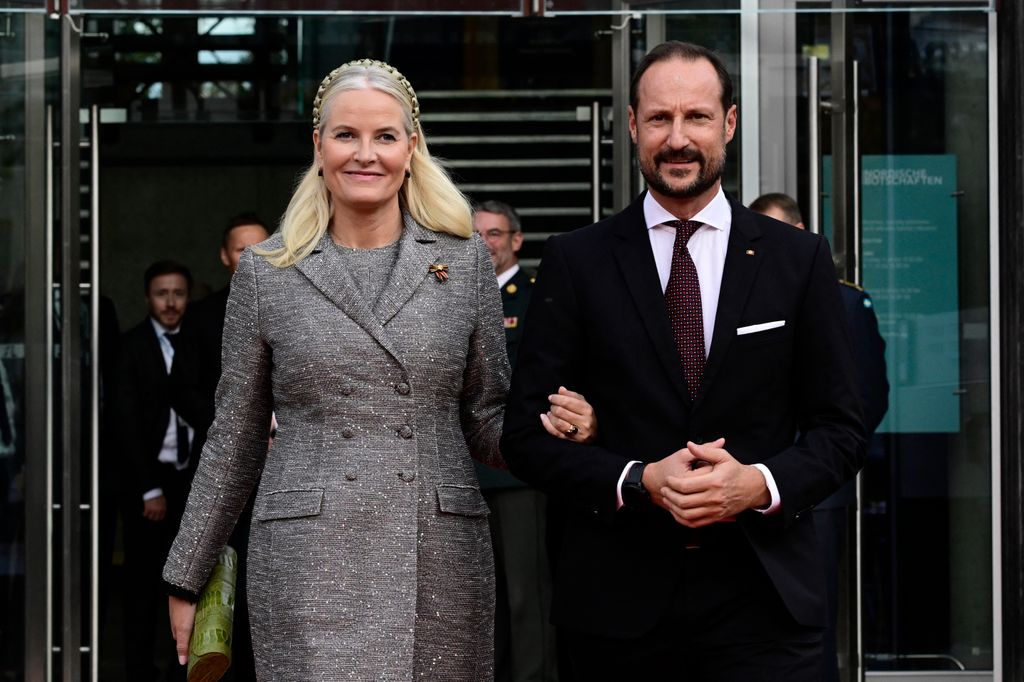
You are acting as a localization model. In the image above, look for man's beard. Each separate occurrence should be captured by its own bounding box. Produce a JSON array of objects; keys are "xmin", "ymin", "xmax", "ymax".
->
[{"xmin": 638, "ymin": 145, "xmax": 726, "ymax": 199}]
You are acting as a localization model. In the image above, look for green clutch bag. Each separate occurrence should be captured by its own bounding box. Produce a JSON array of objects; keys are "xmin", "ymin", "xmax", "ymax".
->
[{"xmin": 187, "ymin": 545, "xmax": 238, "ymax": 682}]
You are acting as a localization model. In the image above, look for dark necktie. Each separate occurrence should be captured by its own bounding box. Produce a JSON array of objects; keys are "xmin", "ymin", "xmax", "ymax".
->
[
  {"xmin": 664, "ymin": 220, "xmax": 705, "ymax": 401},
  {"xmin": 165, "ymin": 332, "xmax": 190, "ymax": 465}
]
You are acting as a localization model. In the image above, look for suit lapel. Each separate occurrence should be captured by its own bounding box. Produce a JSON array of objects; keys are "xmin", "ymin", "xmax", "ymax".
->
[
  {"xmin": 374, "ymin": 215, "xmax": 442, "ymax": 326},
  {"xmin": 698, "ymin": 201, "xmax": 765, "ymax": 401},
  {"xmin": 293, "ymin": 230, "xmax": 407, "ymax": 368},
  {"xmin": 611, "ymin": 196, "xmax": 692, "ymax": 405}
]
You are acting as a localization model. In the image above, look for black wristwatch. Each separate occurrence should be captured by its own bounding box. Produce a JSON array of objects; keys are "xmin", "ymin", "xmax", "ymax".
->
[{"xmin": 622, "ymin": 462, "xmax": 650, "ymax": 508}]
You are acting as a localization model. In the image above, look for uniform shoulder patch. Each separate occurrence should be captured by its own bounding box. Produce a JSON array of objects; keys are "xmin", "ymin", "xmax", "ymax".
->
[{"xmin": 838, "ymin": 279, "xmax": 864, "ymax": 292}]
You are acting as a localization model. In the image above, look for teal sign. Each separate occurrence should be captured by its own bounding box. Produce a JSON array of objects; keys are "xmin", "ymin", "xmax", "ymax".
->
[{"xmin": 824, "ymin": 155, "xmax": 959, "ymax": 433}]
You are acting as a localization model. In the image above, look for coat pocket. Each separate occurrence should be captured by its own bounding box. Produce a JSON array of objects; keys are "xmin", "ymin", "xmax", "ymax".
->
[
  {"xmin": 254, "ymin": 488, "xmax": 324, "ymax": 522},
  {"xmin": 436, "ymin": 484, "xmax": 490, "ymax": 517}
]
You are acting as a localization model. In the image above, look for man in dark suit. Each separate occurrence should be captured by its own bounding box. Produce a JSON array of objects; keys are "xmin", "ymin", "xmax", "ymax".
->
[
  {"xmin": 473, "ymin": 200, "xmax": 558, "ymax": 682},
  {"xmin": 116, "ymin": 260, "xmax": 205, "ymax": 682},
  {"xmin": 751, "ymin": 191, "xmax": 889, "ymax": 682},
  {"xmin": 184, "ymin": 213, "xmax": 268, "ymax": 682},
  {"xmin": 501, "ymin": 42, "xmax": 866, "ymax": 680}
]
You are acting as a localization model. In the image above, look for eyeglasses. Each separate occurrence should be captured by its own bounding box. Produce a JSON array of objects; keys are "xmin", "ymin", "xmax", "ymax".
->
[{"xmin": 477, "ymin": 229, "xmax": 514, "ymax": 240}]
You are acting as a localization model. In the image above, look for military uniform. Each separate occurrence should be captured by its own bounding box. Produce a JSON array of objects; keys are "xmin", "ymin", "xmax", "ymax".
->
[
  {"xmin": 815, "ymin": 279, "xmax": 889, "ymax": 682},
  {"xmin": 476, "ymin": 266, "xmax": 558, "ymax": 682}
]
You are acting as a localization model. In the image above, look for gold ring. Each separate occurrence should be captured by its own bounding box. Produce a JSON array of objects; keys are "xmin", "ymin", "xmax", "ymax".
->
[{"xmin": 565, "ymin": 424, "xmax": 580, "ymax": 437}]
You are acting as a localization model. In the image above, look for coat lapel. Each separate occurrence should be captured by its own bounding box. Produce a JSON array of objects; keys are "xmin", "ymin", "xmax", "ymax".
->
[
  {"xmin": 293, "ymin": 230, "xmax": 408, "ymax": 368},
  {"xmin": 611, "ymin": 196, "xmax": 692, "ymax": 405},
  {"xmin": 374, "ymin": 215, "xmax": 443, "ymax": 326},
  {"xmin": 698, "ymin": 201, "xmax": 765, "ymax": 402}
]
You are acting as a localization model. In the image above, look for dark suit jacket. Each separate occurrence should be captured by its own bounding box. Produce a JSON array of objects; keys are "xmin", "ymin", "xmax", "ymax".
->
[
  {"xmin": 477, "ymin": 266, "xmax": 533, "ymax": 490},
  {"xmin": 500, "ymin": 193, "xmax": 866, "ymax": 637},
  {"xmin": 115, "ymin": 317, "xmax": 207, "ymax": 503},
  {"xmin": 180, "ymin": 287, "xmax": 230, "ymax": 443}
]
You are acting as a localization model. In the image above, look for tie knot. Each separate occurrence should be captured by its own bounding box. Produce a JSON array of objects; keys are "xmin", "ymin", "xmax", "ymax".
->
[
  {"xmin": 669, "ymin": 220, "xmax": 703, "ymax": 244},
  {"xmin": 164, "ymin": 331, "xmax": 180, "ymax": 350}
]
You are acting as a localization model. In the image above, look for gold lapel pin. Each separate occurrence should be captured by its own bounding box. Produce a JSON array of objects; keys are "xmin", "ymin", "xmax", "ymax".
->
[
  {"xmin": 429, "ymin": 264, "xmax": 450, "ymax": 283},
  {"xmin": 745, "ymin": 249, "xmax": 756, "ymax": 256}
]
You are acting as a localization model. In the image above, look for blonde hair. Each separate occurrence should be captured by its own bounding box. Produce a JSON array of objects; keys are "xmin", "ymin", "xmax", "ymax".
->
[{"xmin": 257, "ymin": 59, "xmax": 472, "ymax": 268}]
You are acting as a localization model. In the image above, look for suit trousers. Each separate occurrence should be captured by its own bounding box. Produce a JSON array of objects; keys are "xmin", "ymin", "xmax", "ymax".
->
[
  {"xmin": 122, "ymin": 463, "xmax": 190, "ymax": 682},
  {"xmin": 485, "ymin": 487, "xmax": 559, "ymax": 682},
  {"xmin": 563, "ymin": 524, "xmax": 823, "ymax": 682}
]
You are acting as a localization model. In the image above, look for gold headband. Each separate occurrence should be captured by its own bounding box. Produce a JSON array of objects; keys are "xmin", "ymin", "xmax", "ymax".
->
[{"xmin": 311, "ymin": 58, "xmax": 420, "ymax": 131}]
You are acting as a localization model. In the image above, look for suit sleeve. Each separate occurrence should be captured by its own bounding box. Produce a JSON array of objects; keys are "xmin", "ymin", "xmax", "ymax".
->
[
  {"xmin": 765, "ymin": 239, "xmax": 867, "ymax": 526},
  {"xmin": 162, "ymin": 248, "xmax": 273, "ymax": 597},
  {"xmin": 113, "ymin": 333, "xmax": 163, "ymax": 500},
  {"xmin": 500, "ymin": 235, "xmax": 633, "ymax": 516},
  {"xmin": 460, "ymin": 236, "xmax": 510, "ymax": 469}
]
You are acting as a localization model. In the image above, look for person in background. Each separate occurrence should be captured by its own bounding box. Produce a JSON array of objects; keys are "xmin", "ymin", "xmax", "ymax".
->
[
  {"xmin": 184, "ymin": 212, "xmax": 270, "ymax": 681},
  {"xmin": 474, "ymin": 199, "xmax": 565, "ymax": 682},
  {"xmin": 501, "ymin": 41, "xmax": 866, "ymax": 680},
  {"xmin": 117, "ymin": 261, "xmax": 205, "ymax": 682},
  {"xmin": 751, "ymin": 191, "xmax": 889, "ymax": 682}
]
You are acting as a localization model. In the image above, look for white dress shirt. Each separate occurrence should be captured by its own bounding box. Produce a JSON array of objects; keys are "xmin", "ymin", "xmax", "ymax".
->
[
  {"xmin": 616, "ymin": 188, "xmax": 781, "ymax": 515},
  {"xmin": 496, "ymin": 263, "xmax": 520, "ymax": 289},
  {"xmin": 144, "ymin": 317, "xmax": 194, "ymax": 502}
]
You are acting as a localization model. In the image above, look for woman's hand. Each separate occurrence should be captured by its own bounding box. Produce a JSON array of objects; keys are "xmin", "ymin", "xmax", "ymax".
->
[
  {"xmin": 541, "ymin": 386, "xmax": 598, "ymax": 444},
  {"xmin": 168, "ymin": 595, "xmax": 197, "ymax": 666}
]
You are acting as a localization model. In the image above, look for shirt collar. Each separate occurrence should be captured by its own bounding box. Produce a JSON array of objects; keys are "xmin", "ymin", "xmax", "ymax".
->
[
  {"xmin": 496, "ymin": 263, "xmax": 520, "ymax": 289},
  {"xmin": 150, "ymin": 316, "xmax": 179, "ymax": 337},
  {"xmin": 643, "ymin": 186, "xmax": 731, "ymax": 232}
]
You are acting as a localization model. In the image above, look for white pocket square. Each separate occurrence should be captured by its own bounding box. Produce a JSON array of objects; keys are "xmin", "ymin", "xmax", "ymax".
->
[{"xmin": 736, "ymin": 320, "xmax": 786, "ymax": 336}]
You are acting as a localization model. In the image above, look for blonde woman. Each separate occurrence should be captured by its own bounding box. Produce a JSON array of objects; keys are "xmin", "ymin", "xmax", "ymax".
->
[{"xmin": 162, "ymin": 60, "xmax": 596, "ymax": 681}]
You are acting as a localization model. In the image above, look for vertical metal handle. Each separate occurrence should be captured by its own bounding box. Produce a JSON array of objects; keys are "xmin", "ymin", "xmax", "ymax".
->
[
  {"xmin": 807, "ymin": 56, "xmax": 820, "ymax": 235},
  {"xmin": 89, "ymin": 103, "xmax": 100, "ymax": 682},
  {"xmin": 850, "ymin": 59, "xmax": 864, "ymax": 682},
  {"xmin": 45, "ymin": 102, "xmax": 56, "ymax": 682},
  {"xmin": 851, "ymin": 61, "xmax": 861, "ymax": 286},
  {"xmin": 591, "ymin": 101, "xmax": 600, "ymax": 223}
]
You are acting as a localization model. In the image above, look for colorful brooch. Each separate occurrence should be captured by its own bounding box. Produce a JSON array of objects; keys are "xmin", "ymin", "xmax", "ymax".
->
[{"xmin": 429, "ymin": 264, "xmax": 449, "ymax": 283}]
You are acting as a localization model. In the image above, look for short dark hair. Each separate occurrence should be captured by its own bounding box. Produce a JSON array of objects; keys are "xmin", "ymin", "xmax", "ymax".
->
[
  {"xmin": 143, "ymin": 260, "xmax": 192, "ymax": 295},
  {"xmin": 474, "ymin": 200, "xmax": 522, "ymax": 234},
  {"xmin": 750, "ymin": 192, "xmax": 804, "ymax": 226},
  {"xmin": 222, "ymin": 212, "xmax": 269, "ymax": 249},
  {"xmin": 630, "ymin": 41, "xmax": 734, "ymax": 116}
]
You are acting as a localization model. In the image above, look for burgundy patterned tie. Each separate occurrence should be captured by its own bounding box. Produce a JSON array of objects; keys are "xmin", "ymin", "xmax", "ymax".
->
[{"xmin": 664, "ymin": 220, "xmax": 705, "ymax": 401}]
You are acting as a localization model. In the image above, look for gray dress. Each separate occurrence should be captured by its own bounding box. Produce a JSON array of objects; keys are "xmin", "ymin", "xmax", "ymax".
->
[{"xmin": 163, "ymin": 215, "xmax": 508, "ymax": 681}]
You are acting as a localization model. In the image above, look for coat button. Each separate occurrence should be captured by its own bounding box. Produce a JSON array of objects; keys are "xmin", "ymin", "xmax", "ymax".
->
[
  {"xmin": 396, "ymin": 382, "xmax": 411, "ymax": 395},
  {"xmin": 341, "ymin": 427, "xmax": 354, "ymax": 439},
  {"xmin": 340, "ymin": 384, "xmax": 354, "ymax": 396},
  {"xmin": 345, "ymin": 472, "xmax": 357, "ymax": 481},
  {"xmin": 398, "ymin": 425, "xmax": 413, "ymax": 439},
  {"xmin": 398, "ymin": 470, "xmax": 416, "ymax": 482}
]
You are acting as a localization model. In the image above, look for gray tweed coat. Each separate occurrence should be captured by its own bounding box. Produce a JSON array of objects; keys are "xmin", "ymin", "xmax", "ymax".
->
[{"xmin": 163, "ymin": 216, "xmax": 509, "ymax": 681}]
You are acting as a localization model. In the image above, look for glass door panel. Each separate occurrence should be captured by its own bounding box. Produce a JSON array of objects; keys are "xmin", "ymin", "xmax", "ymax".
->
[
  {"xmin": 69, "ymin": 0, "xmax": 525, "ymax": 15},
  {"xmin": 544, "ymin": 0, "xmax": 993, "ymax": 14},
  {"xmin": 0, "ymin": 10, "xmax": 58, "ymax": 681},
  {"xmin": 844, "ymin": 9, "xmax": 993, "ymax": 674}
]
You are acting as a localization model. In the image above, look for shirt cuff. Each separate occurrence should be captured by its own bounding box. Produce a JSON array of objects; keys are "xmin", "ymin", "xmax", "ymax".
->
[
  {"xmin": 751, "ymin": 463, "xmax": 781, "ymax": 515},
  {"xmin": 143, "ymin": 487, "xmax": 164, "ymax": 501},
  {"xmin": 616, "ymin": 460, "xmax": 642, "ymax": 510}
]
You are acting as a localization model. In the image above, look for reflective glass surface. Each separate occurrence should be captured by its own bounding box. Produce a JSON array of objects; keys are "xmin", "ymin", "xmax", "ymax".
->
[
  {"xmin": 0, "ymin": 12, "xmax": 29, "ymax": 680},
  {"xmin": 69, "ymin": 0, "xmax": 524, "ymax": 14},
  {"xmin": 546, "ymin": 0, "xmax": 993, "ymax": 14}
]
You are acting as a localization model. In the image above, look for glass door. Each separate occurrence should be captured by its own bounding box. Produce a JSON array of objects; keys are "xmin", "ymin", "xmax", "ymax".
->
[{"xmin": 0, "ymin": 8, "xmax": 61, "ymax": 682}]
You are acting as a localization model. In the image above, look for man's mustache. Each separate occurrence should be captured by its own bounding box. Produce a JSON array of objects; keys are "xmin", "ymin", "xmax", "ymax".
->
[{"xmin": 655, "ymin": 148, "xmax": 703, "ymax": 165}]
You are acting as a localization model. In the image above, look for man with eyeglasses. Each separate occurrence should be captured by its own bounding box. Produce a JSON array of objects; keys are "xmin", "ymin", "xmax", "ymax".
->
[{"xmin": 473, "ymin": 200, "xmax": 558, "ymax": 682}]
